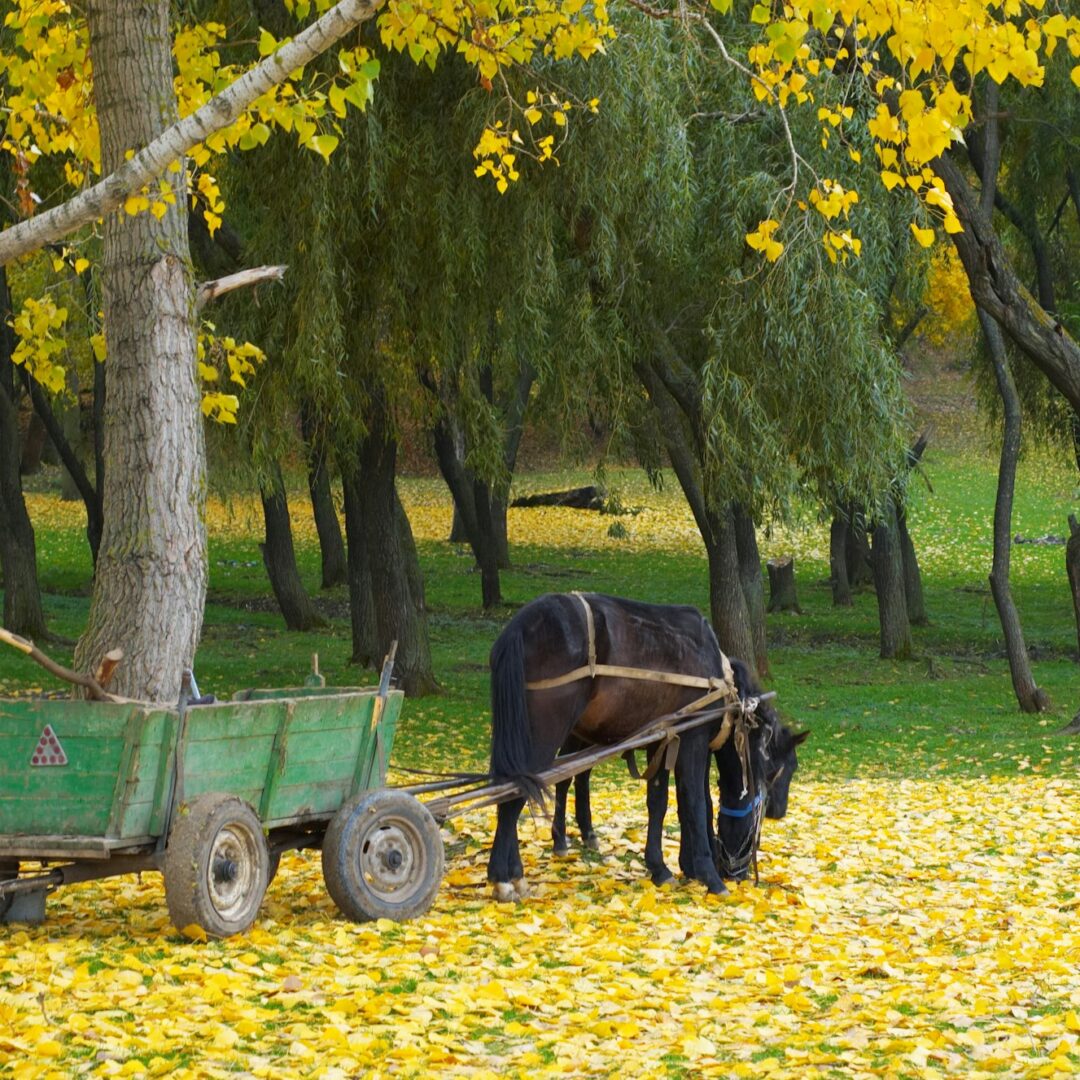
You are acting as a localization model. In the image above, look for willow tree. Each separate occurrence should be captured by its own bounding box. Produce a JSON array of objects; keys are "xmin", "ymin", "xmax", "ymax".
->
[
  {"xmin": 0, "ymin": 0, "xmax": 610, "ymax": 699},
  {"xmin": 511, "ymin": 13, "xmax": 911, "ymax": 671}
]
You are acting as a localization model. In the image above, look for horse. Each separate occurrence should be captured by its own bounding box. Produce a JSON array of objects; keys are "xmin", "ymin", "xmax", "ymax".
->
[
  {"xmin": 552, "ymin": 657, "xmax": 807, "ymax": 881},
  {"xmin": 486, "ymin": 592, "xmax": 784, "ymax": 899}
]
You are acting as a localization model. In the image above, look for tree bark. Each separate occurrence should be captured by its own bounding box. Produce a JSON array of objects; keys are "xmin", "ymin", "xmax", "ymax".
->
[
  {"xmin": 260, "ymin": 461, "xmax": 327, "ymax": 631},
  {"xmin": 871, "ymin": 497, "xmax": 913, "ymax": 660},
  {"xmin": 1068, "ymin": 515, "xmax": 1080, "ymax": 664},
  {"xmin": 704, "ymin": 505, "xmax": 756, "ymax": 668},
  {"xmin": 733, "ymin": 502, "xmax": 769, "ymax": 678},
  {"xmin": 73, "ymin": 1, "xmax": 206, "ymax": 703},
  {"xmin": 982, "ymin": 312, "xmax": 1050, "ymax": 711},
  {"xmin": 430, "ymin": 408, "xmax": 501, "ymax": 608},
  {"xmin": 845, "ymin": 504, "xmax": 874, "ymax": 588},
  {"xmin": 766, "ymin": 557, "xmax": 801, "ymax": 614},
  {"xmin": 356, "ymin": 409, "xmax": 438, "ymax": 696},
  {"xmin": 341, "ymin": 464, "xmax": 378, "ymax": 670},
  {"xmin": 0, "ymin": 267, "xmax": 47, "ymax": 639},
  {"xmin": 829, "ymin": 513, "xmax": 853, "ymax": 606},
  {"xmin": 897, "ymin": 507, "xmax": 927, "ymax": 626},
  {"xmin": 300, "ymin": 407, "xmax": 347, "ymax": 589}
]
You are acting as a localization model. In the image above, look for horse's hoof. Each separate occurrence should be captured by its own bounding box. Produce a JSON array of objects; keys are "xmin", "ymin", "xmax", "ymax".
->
[
  {"xmin": 512, "ymin": 877, "xmax": 531, "ymax": 899},
  {"xmin": 492, "ymin": 881, "xmax": 517, "ymax": 903},
  {"xmin": 552, "ymin": 842, "xmax": 570, "ymax": 857},
  {"xmin": 650, "ymin": 868, "xmax": 674, "ymax": 886},
  {"xmin": 706, "ymin": 880, "xmax": 729, "ymax": 896},
  {"xmin": 584, "ymin": 834, "xmax": 601, "ymax": 852}
]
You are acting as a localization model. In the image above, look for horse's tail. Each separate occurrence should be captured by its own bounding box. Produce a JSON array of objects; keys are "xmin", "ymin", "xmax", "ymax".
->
[{"xmin": 489, "ymin": 620, "xmax": 546, "ymax": 806}]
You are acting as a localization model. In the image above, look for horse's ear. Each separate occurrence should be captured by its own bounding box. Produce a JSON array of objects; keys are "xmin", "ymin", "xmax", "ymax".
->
[{"xmin": 792, "ymin": 729, "xmax": 810, "ymax": 746}]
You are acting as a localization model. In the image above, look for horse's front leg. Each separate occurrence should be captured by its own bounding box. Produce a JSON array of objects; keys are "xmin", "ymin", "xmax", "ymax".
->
[
  {"xmin": 644, "ymin": 754, "xmax": 673, "ymax": 885},
  {"xmin": 675, "ymin": 744, "xmax": 728, "ymax": 895},
  {"xmin": 488, "ymin": 797, "xmax": 528, "ymax": 900}
]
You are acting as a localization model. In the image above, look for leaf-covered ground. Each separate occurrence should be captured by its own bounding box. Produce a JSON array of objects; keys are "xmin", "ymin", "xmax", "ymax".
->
[{"xmin": 3, "ymin": 773, "xmax": 1079, "ymax": 1079}]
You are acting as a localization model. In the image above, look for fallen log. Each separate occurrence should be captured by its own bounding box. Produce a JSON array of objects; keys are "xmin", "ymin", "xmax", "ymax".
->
[{"xmin": 511, "ymin": 486, "xmax": 606, "ymax": 510}]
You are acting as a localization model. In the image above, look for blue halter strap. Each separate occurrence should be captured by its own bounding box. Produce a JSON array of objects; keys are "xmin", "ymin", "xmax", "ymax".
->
[{"xmin": 718, "ymin": 791, "xmax": 764, "ymax": 819}]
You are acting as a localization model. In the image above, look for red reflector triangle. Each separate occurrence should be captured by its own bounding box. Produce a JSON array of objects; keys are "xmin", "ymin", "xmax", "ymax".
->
[{"xmin": 30, "ymin": 724, "xmax": 68, "ymax": 767}]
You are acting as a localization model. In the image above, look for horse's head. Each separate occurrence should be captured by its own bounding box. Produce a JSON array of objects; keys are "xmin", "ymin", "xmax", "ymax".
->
[
  {"xmin": 757, "ymin": 701, "xmax": 809, "ymax": 819},
  {"xmin": 713, "ymin": 659, "xmax": 809, "ymax": 880}
]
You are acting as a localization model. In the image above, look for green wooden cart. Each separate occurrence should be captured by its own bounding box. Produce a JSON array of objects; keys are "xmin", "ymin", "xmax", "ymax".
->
[{"xmin": 0, "ymin": 663, "xmax": 444, "ymax": 938}]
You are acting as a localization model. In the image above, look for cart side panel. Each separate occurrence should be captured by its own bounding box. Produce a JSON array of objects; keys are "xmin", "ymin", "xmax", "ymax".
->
[
  {"xmin": 261, "ymin": 695, "xmax": 376, "ymax": 826},
  {"xmin": 178, "ymin": 702, "xmax": 283, "ymax": 809},
  {"xmin": 0, "ymin": 700, "xmax": 161, "ymax": 837},
  {"xmin": 115, "ymin": 710, "xmax": 176, "ymax": 839}
]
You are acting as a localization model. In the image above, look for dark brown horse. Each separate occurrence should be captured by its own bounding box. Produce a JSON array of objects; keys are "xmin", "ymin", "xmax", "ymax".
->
[
  {"xmin": 486, "ymin": 592, "xmax": 801, "ymax": 899},
  {"xmin": 553, "ymin": 660, "xmax": 807, "ymax": 881}
]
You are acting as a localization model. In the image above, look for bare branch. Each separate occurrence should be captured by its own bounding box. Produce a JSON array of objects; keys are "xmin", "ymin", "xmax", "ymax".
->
[
  {"xmin": 195, "ymin": 264, "xmax": 287, "ymax": 311},
  {"xmin": 0, "ymin": 0, "xmax": 383, "ymax": 265}
]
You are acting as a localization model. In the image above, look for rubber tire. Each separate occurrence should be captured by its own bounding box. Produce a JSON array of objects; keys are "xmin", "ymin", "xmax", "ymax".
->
[
  {"xmin": 0, "ymin": 860, "xmax": 18, "ymax": 920},
  {"xmin": 322, "ymin": 790, "xmax": 444, "ymax": 922},
  {"xmin": 164, "ymin": 793, "xmax": 269, "ymax": 939}
]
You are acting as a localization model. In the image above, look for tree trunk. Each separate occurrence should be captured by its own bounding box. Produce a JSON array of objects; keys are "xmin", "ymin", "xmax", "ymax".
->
[
  {"xmin": 634, "ymin": 356, "xmax": 754, "ymax": 666},
  {"xmin": 357, "ymin": 410, "xmax": 438, "ymax": 696},
  {"xmin": 341, "ymin": 464, "xmax": 378, "ymax": 670},
  {"xmin": 260, "ymin": 462, "xmax": 327, "ymax": 632},
  {"xmin": 767, "ymin": 557, "xmax": 801, "ymax": 614},
  {"xmin": 300, "ymin": 404, "xmax": 346, "ymax": 589},
  {"xmin": 430, "ymin": 411, "xmax": 501, "ymax": 608},
  {"xmin": 897, "ymin": 508, "xmax": 927, "ymax": 626},
  {"xmin": 73, "ymin": 1, "xmax": 206, "ymax": 703},
  {"xmin": 935, "ymin": 150, "xmax": 1080, "ymax": 417},
  {"xmin": 733, "ymin": 503, "xmax": 769, "ymax": 678},
  {"xmin": 1068, "ymin": 515, "xmax": 1080, "ymax": 664},
  {"xmin": 307, "ymin": 456, "xmax": 347, "ymax": 589},
  {"xmin": 871, "ymin": 497, "xmax": 913, "ymax": 660},
  {"xmin": 0, "ymin": 274, "xmax": 47, "ymax": 639},
  {"xmin": 449, "ymin": 505, "xmax": 469, "ymax": 544},
  {"xmin": 829, "ymin": 513, "xmax": 853, "ymax": 606},
  {"xmin": 704, "ymin": 504, "xmax": 756, "ymax": 668},
  {"xmin": 982, "ymin": 313, "xmax": 1049, "ymax": 711},
  {"xmin": 21, "ymin": 369, "xmax": 103, "ymax": 562},
  {"xmin": 845, "ymin": 503, "xmax": 873, "ymax": 588}
]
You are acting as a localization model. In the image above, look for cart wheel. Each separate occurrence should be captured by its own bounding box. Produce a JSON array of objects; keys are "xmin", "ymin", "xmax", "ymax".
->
[
  {"xmin": 322, "ymin": 790, "xmax": 444, "ymax": 922},
  {"xmin": 0, "ymin": 860, "xmax": 18, "ymax": 920},
  {"xmin": 164, "ymin": 794, "xmax": 269, "ymax": 939}
]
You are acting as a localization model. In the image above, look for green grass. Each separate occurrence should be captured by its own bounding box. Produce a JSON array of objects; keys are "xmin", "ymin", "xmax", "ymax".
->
[{"xmin": 2, "ymin": 444, "xmax": 1078, "ymax": 785}]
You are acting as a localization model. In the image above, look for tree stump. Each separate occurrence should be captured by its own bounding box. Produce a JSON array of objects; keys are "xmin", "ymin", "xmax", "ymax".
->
[{"xmin": 766, "ymin": 557, "xmax": 801, "ymax": 613}]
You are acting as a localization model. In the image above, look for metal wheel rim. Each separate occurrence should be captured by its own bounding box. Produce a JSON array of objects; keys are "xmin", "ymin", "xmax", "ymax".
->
[
  {"xmin": 205, "ymin": 822, "xmax": 262, "ymax": 921},
  {"xmin": 359, "ymin": 815, "xmax": 427, "ymax": 902}
]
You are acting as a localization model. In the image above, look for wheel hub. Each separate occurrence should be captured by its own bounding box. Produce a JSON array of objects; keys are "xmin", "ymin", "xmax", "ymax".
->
[{"xmin": 206, "ymin": 824, "xmax": 260, "ymax": 919}]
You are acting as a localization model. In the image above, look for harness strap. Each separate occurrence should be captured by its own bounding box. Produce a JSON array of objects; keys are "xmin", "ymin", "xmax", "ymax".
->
[
  {"xmin": 718, "ymin": 791, "xmax": 763, "ymax": 818},
  {"xmin": 622, "ymin": 730, "xmax": 681, "ymax": 782},
  {"xmin": 572, "ymin": 591, "xmax": 597, "ymax": 677}
]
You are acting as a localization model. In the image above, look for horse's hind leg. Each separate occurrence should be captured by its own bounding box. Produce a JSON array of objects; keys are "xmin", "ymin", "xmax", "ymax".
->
[
  {"xmin": 552, "ymin": 778, "xmax": 572, "ymax": 855},
  {"xmin": 573, "ymin": 769, "xmax": 599, "ymax": 850},
  {"xmin": 488, "ymin": 797, "xmax": 527, "ymax": 900},
  {"xmin": 644, "ymin": 749, "xmax": 673, "ymax": 885}
]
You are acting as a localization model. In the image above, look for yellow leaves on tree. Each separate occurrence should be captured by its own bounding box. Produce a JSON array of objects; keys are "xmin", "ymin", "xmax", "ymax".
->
[
  {"xmin": 196, "ymin": 329, "xmax": 267, "ymax": 424},
  {"xmin": 741, "ymin": 1, "xmax": 1080, "ymax": 263},
  {"xmin": 10, "ymin": 296, "xmax": 69, "ymax": 394}
]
